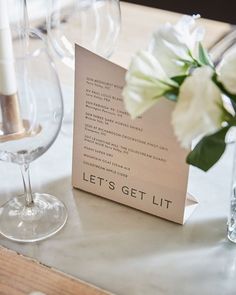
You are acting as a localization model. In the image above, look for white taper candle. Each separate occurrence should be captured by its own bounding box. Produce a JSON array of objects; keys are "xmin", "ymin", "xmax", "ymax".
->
[{"xmin": 0, "ymin": 0, "xmax": 17, "ymax": 95}]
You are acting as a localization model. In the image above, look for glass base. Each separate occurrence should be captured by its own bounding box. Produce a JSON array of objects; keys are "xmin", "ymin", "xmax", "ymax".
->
[{"xmin": 0, "ymin": 193, "xmax": 67, "ymax": 242}]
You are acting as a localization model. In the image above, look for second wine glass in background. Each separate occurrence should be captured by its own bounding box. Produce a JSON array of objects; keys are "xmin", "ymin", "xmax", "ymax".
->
[
  {"xmin": 47, "ymin": 0, "xmax": 121, "ymax": 69},
  {"xmin": 46, "ymin": 0, "xmax": 121, "ymax": 128}
]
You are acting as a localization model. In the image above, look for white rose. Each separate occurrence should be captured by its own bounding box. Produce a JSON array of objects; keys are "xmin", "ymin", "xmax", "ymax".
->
[
  {"xmin": 172, "ymin": 66, "xmax": 224, "ymax": 148},
  {"xmin": 123, "ymin": 50, "xmax": 177, "ymax": 119},
  {"xmin": 218, "ymin": 48, "xmax": 236, "ymax": 94},
  {"xmin": 149, "ymin": 15, "xmax": 204, "ymax": 77}
]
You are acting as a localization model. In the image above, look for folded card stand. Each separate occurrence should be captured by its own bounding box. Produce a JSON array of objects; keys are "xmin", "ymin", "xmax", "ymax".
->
[{"xmin": 72, "ymin": 45, "xmax": 198, "ymax": 224}]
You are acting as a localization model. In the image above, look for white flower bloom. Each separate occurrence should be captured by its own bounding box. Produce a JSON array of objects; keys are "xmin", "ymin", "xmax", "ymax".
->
[
  {"xmin": 123, "ymin": 50, "xmax": 177, "ymax": 119},
  {"xmin": 172, "ymin": 66, "xmax": 224, "ymax": 148},
  {"xmin": 218, "ymin": 48, "xmax": 236, "ymax": 94},
  {"xmin": 149, "ymin": 15, "xmax": 204, "ymax": 77}
]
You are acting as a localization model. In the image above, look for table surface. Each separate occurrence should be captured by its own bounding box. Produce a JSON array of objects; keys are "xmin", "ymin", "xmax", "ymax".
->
[{"xmin": 1, "ymin": 2, "xmax": 236, "ymax": 295}]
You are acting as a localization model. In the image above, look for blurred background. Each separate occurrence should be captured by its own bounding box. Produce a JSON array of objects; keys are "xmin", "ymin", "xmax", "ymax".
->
[
  {"xmin": 123, "ymin": 0, "xmax": 235, "ymax": 23},
  {"xmin": 11, "ymin": 0, "xmax": 235, "ymax": 25}
]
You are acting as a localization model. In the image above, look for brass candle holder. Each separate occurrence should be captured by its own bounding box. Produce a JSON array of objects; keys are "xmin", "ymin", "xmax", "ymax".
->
[
  {"xmin": 0, "ymin": 93, "xmax": 24, "ymax": 132},
  {"xmin": 0, "ymin": 93, "xmax": 41, "ymax": 142}
]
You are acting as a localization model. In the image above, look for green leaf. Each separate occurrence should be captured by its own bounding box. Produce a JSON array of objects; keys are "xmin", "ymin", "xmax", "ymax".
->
[
  {"xmin": 171, "ymin": 75, "xmax": 187, "ymax": 86},
  {"xmin": 198, "ymin": 43, "xmax": 214, "ymax": 68},
  {"xmin": 186, "ymin": 126, "xmax": 230, "ymax": 171},
  {"xmin": 229, "ymin": 116, "xmax": 236, "ymax": 126}
]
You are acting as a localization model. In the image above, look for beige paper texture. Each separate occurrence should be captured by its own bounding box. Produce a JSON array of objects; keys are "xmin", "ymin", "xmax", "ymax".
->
[{"xmin": 72, "ymin": 45, "xmax": 198, "ymax": 224}]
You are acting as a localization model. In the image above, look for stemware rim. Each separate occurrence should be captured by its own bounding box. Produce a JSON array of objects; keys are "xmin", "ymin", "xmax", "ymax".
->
[
  {"xmin": 0, "ymin": 27, "xmax": 49, "ymax": 63},
  {"xmin": 46, "ymin": 0, "xmax": 121, "ymax": 63}
]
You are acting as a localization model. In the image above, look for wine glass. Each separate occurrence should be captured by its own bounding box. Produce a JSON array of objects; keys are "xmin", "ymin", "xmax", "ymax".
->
[
  {"xmin": 46, "ymin": 0, "xmax": 121, "ymax": 127},
  {"xmin": 47, "ymin": 0, "xmax": 121, "ymax": 69},
  {"xmin": 0, "ymin": 0, "xmax": 67, "ymax": 242}
]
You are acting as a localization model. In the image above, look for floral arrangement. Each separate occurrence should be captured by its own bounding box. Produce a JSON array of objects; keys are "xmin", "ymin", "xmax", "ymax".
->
[{"xmin": 122, "ymin": 16, "xmax": 236, "ymax": 171}]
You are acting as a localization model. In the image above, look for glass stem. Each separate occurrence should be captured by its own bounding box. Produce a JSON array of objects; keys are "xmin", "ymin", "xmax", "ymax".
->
[{"xmin": 20, "ymin": 164, "xmax": 34, "ymax": 207}]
